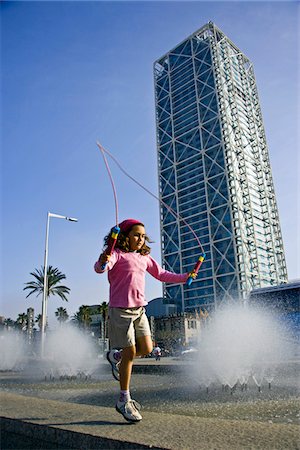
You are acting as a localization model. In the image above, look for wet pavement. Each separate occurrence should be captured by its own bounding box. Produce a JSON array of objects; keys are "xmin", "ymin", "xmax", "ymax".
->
[{"xmin": 1, "ymin": 358, "xmax": 300, "ymax": 449}]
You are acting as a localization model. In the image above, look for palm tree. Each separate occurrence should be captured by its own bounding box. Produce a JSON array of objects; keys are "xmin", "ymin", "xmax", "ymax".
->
[
  {"xmin": 23, "ymin": 266, "xmax": 70, "ymax": 302},
  {"xmin": 73, "ymin": 305, "xmax": 91, "ymax": 329},
  {"xmin": 55, "ymin": 307, "xmax": 69, "ymax": 325},
  {"xmin": 35, "ymin": 314, "xmax": 45, "ymax": 331},
  {"xmin": 4, "ymin": 318, "xmax": 15, "ymax": 329},
  {"xmin": 16, "ymin": 313, "xmax": 27, "ymax": 331}
]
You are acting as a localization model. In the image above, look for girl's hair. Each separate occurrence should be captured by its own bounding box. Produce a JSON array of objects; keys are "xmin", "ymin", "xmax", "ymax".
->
[{"xmin": 103, "ymin": 223, "xmax": 152, "ymax": 255}]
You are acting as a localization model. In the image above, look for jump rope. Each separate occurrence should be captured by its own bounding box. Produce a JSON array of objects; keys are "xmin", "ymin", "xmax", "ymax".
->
[{"xmin": 96, "ymin": 141, "xmax": 206, "ymax": 285}]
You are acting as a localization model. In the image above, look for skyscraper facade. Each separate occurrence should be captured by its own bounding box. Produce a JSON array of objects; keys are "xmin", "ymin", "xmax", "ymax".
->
[{"xmin": 154, "ymin": 22, "xmax": 287, "ymax": 312}]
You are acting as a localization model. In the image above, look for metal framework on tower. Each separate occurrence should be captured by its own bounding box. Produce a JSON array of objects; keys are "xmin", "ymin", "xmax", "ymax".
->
[{"xmin": 154, "ymin": 22, "xmax": 287, "ymax": 312}]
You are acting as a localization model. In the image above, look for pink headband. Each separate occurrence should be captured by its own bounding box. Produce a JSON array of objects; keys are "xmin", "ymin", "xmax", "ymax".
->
[{"xmin": 119, "ymin": 219, "xmax": 143, "ymax": 233}]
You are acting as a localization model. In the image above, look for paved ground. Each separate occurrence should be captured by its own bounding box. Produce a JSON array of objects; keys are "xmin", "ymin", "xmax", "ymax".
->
[{"xmin": 1, "ymin": 358, "xmax": 299, "ymax": 449}]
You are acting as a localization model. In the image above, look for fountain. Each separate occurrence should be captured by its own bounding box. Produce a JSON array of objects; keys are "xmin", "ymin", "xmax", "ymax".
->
[
  {"xmin": 1, "ymin": 302, "xmax": 297, "ymax": 392},
  {"xmin": 0, "ymin": 331, "xmax": 27, "ymax": 372},
  {"xmin": 0, "ymin": 324, "xmax": 102, "ymax": 380},
  {"xmin": 188, "ymin": 303, "xmax": 295, "ymax": 392},
  {"xmin": 42, "ymin": 325, "xmax": 100, "ymax": 379}
]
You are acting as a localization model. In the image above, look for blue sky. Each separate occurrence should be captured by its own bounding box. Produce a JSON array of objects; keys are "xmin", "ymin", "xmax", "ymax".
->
[{"xmin": 1, "ymin": 1, "xmax": 299, "ymax": 326}]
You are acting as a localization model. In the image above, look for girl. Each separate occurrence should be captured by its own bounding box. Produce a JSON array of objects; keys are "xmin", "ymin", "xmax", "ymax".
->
[{"xmin": 94, "ymin": 219, "xmax": 191, "ymax": 423}]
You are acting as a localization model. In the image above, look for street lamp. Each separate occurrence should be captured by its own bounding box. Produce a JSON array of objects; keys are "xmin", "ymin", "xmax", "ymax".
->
[{"xmin": 41, "ymin": 212, "xmax": 78, "ymax": 357}]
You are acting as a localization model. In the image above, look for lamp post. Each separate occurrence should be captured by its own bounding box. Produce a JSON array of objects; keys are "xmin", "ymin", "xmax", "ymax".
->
[{"xmin": 41, "ymin": 212, "xmax": 78, "ymax": 357}]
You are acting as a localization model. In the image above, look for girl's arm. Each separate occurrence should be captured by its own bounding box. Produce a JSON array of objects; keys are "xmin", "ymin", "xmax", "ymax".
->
[
  {"xmin": 146, "ymin": 255, "xmax": 188, "ymax": 283},
  {"xmin": 94, "ymin": 250, "xmax": 118, "ymax": 273}
]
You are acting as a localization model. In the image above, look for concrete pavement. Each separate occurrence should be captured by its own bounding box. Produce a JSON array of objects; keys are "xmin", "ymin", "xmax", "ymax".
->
[
  {"xmin": 1, "ymin": 391, "xmax": 299, "ymax": 450},
  {"xmin": 1, "ymin": 359, "xmax": 299, "ymax": 449}
]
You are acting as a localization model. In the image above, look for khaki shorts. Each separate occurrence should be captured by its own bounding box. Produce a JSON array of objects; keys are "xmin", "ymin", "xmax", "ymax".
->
[{"xmin": 108, "ymin": 306, "xmax": 151, "ymax": 349}]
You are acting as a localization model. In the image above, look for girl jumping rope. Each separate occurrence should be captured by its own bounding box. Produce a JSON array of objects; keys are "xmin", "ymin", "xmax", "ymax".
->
[{"xmin": 94, "ymin": 218, "xmax": 192, "ymax": 423}]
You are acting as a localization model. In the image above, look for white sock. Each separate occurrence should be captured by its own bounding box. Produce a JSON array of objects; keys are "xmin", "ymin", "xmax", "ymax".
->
[{"xmin": 119, "ymin": 390, "xmax": 131, "ymax": 403}]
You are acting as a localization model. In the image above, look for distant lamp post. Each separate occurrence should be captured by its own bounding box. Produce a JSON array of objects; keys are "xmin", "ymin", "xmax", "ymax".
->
[{"xmin": 41, "ymin": 212, "xmax": 78, "ymax": 357}]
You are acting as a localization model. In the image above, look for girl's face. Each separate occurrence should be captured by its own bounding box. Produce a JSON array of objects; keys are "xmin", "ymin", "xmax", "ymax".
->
[{"xmin": 128, "ymin": 225, "xmax": 146, "ymax": 251}]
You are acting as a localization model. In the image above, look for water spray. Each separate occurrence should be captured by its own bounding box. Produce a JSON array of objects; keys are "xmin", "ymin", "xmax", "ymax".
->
[{"xmin": 187, "ymin": 304, "xmax": 294, "ymax": 393}]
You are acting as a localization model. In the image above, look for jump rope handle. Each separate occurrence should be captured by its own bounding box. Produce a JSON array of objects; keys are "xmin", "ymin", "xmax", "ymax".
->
[
  {"xmin": 101, "ymin": 226, "xmax": 120, "ymax": 270},
  {"xmin": 186, "ymin": 252, "xmax": 206, "ymax": 286}
]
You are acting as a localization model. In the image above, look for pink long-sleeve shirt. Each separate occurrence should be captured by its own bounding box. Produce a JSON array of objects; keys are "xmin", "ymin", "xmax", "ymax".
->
[{"xmin": 94, "ymin": 249, "xmax": 188, "ymax": 308}]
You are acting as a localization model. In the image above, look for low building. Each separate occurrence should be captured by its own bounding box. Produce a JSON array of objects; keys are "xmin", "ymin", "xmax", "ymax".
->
[
  {"xmin": 146, "ymin": 297, "xmax": 177, "ymax": 318},
  {"xmin": 248, "ymin": 280, "xmax": 300, "ymax": 338},
  {"xmin": 153, "ymin": 311, "xmax": 208, "ymax": 354}
]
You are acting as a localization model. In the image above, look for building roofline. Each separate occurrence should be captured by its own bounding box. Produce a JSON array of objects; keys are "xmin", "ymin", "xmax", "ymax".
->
[
  {"xmin": 154, "ymin": 21, "xmax": 248, "ymax": 67},
  {"xmin": 250, "ymin": 280, "xmax": 300, "ymax": 295}
]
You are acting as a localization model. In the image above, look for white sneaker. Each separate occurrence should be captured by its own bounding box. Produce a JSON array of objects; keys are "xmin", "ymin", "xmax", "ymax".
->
[
  {"xmin": 116, "ymin": 399, "xmax": 142, "ymax": 422},
  {"xmin": 106, "ymin": 350, "xmax": 121, "ymax": 381}
]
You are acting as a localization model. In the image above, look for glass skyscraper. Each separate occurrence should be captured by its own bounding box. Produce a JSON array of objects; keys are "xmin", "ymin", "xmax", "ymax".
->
[{"xmin": 154, "ymin": 22, "xmax": 288, "ymax": 312}]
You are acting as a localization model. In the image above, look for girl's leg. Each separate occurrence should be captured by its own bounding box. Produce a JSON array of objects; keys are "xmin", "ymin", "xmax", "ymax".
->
[
  {"xmin": 117, "ymin": 345, "xmax": 142, "ymax": 422},
  {"xmin": 136, "ymin": 335, "xmax": 153, "ymax": 357},
  {"xmin": 119, "ymin": 335, "xmax": 153, "ymax": 390},
  {"xmin": 119, "ymin": 345, "xmax": 136, "ymax": 391}
]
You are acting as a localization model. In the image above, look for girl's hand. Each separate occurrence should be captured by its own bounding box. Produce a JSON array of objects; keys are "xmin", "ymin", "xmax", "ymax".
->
[
  {"xmin": 99, "ymin": 253, "xmax": 110, "ymax": 265},
  {"xmin": 188, "ymin": 271, "xmax": 198, "ymax": 280}
]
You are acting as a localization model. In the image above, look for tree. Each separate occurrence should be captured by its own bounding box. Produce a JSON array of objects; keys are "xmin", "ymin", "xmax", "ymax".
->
[
  {"xmin": 73, "ymin": 305, "xmax": 91, "ymax": 329},
  {"xmin": 55, "ymin": 307, "xmax": 69, "ymax": 325},
  {"xmin": 35, "ymin": 314, "xmax": 45, "ymax": 331},
  {"xmin": 4, "ymin": 318, "xmax": 15, "ymax": 330},
  {"xmin": 16, "ymin": 313, "xmax": 27, "ymax": 331},
  {"xmin": 23, "ymin": 266, "xmax": 70, "ymax": 302}
]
